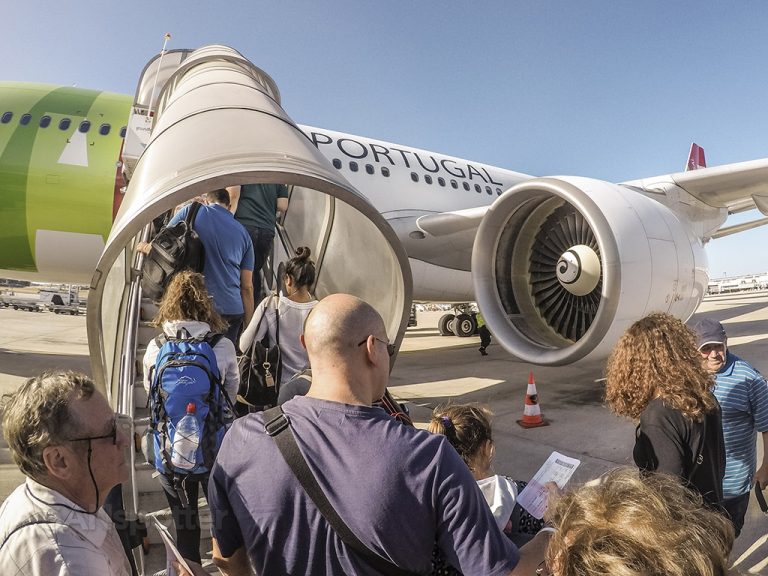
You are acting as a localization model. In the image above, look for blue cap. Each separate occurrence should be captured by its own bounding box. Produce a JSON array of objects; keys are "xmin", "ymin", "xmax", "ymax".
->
[{"xmin": 691, "ymin": 318, "xmax": 726, "ymax": 350}]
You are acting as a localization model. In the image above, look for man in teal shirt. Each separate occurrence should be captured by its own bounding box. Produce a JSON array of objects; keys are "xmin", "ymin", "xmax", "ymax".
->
[{"xmin": 229, "ymin": 184, "xmax": 289, "ymax": 302}]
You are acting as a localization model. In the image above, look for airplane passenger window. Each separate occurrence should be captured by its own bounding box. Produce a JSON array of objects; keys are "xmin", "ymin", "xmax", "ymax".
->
[
  {"xmin": 332, "ymin": 158, "xmax": 342, "ymax": 169},
  {"xmin": 463, "ymin": 182, "xmax": 470, "ymax": 191},
  {"xmin": 485, "ymin": 186, "xmax": 492, "ymax": 195},
  {"xmin": 496, "ymin": 188, "xmax": 502, "ymax": 195},
  {"xmin": 20, "ymin": 114, "xmax": 32, "ymax": 126},
  {"xmin": 1, "ymin": 112, "xmax": 13, "ymax": 124},
  {"xmin": 79, "ymin": 120, "xmax": 91, "ymax": 133},
  {"xmin": 425, "ymin": 175, "xmax": 433, "ymax": 185},
  {"xmin": 99, "ymin": 124, "xmax": 111, "ymax": 136},
  {"xmin": 475, "ymin": 184, "xmax": 482, "ymax": 193},
  {"xmin": 365, "ymin": 164, "xmax": 374, "ymax": 175},
  {"xmin": 39, "ymin": 115, "xmax": 51, "ymax": 128},
  {"xmin": 411, "ymin": 172, "xmax": 419, "ymax": 182},
  {"xmin": 59, "ymin": 118, "xmax": 71, "ymax": 131},
  {"xmin": 438, "ymin": 177, "xmax": 445, "ymax": 187},
  {"xmin": 451, "ymin": 180, "xmax": 458, "ymax": 189},
  {"xmin": 350, "ymin": 161, "xmax": 359, "ymax": 172},
  {"xmin": 381, "ymin": 167, "xmax": 390, "ymax": 177},
  {"xmin": 119, "ymin": 126, "xmax": 127, "ymax": 138}
]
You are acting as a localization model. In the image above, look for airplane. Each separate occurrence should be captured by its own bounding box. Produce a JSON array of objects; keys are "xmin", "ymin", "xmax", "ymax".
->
[
  {"xmin": 7, "ymin": 43, "xmax": 768, "ymax": 575},
  {"xmin": 3, "ymin": 45, "xmax": 768, "ymax": 371}
]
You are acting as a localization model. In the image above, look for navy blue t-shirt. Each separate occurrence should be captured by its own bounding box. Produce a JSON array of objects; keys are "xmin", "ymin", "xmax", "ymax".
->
[
  {"xmin": 170, "ymin": 203, "xmax": 254, "ymax": 315},
  {"xmin": 209, "ymin": 396, "xmax": 519, "ymax": 575}
]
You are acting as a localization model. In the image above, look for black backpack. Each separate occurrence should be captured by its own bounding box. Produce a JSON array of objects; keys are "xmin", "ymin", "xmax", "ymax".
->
[{"xmin": 141, "ymin": 202, "xmax": 205, "ymax": 301}]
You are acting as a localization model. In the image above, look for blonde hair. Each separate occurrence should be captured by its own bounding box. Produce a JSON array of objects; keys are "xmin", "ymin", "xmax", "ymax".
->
[
  {"xmin": 604, "ymin": 312, "xmax": 716, "ymax": 421},
  {"xmin": 1, "ymin": 371, "xmax": 95, "ymax": 480},
  {"xmin": 153, "ymin": 270, "xmax": 227, "ymax": 333},
  {"xmin": 546, "ymin": 467, "xmax": 733, "ymax": 576},
  {"xmin": 428, "ymin": 403, "xmax": 493, "ymax": 469}
]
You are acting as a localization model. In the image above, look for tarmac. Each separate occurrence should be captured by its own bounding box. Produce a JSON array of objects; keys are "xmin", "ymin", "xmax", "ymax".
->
[{"xmin": 1, "ymin": 292, "xmax": 768, "ymax": 571}]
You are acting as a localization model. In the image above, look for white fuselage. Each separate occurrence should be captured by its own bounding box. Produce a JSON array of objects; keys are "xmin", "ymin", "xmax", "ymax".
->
[{"xmin": 300, "ymin": 126, "xmax": 531, "ymax": 301}]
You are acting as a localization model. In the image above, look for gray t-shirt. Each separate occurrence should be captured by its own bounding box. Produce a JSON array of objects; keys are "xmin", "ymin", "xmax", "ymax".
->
[{"xmin": 209, "ymin": 396, "xmax": 519, "ymax": 575}]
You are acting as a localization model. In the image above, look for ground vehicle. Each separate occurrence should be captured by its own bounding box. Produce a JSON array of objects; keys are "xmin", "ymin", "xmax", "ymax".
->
[
  {"xmin": 48, "ymin": 303, "xmax": 81, "ymax": 315},
  {"xmin": 1, "ymin": 297, "xmax": 44, "ymax": 312}
]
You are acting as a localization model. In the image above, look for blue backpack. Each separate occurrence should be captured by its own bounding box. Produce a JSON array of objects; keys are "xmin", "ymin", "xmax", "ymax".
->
[{"xmin": 148, "ymin": 329, "xmax": 233, "ymax": 477}]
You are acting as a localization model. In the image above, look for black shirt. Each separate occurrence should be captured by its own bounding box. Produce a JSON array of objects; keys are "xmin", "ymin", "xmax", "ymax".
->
[{"xmin": 634, "ymin": 397, "xmax": 725, "ymax": 507}]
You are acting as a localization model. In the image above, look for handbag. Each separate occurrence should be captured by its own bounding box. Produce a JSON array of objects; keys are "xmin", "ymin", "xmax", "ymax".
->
[{"xmin": 237, "ymin": 294, "xmax": 281, "ymax": 410}]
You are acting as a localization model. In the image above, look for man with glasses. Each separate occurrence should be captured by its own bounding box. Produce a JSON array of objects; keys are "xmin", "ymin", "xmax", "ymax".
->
[
  {"xmin": 692, "ymin": 318, "xmax": 768, "ymax": 536},
  {"xmin": 0, "ymin": 371, "xmax": 132, "ymax": 575},
  {"xmin": 209, "ymin": 294, "xmax": 550, "ymax": 575}
]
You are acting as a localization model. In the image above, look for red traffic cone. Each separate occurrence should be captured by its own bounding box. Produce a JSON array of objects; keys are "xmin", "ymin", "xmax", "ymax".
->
[{"xmin": 516, "ymin": 371, "xmax": 549, "ymax": 428}]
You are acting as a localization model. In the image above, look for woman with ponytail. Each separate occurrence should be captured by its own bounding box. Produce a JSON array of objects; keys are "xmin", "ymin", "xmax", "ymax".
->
[{"xmin": 239, "ymin": 246, "xmax": 318, "ymax": 386}]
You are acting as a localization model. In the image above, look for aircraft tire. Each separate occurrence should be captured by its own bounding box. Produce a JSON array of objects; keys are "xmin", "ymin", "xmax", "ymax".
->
[
  {"xmin": 453, "ymin": 313, "xmax": 476, "ymax": 337},
  {"xmin": 438, "ymin": 314, "xmax": 455, "ymax": 336}
]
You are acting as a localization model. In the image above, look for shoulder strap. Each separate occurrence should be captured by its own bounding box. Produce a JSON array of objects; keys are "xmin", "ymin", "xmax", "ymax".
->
[
  {"xmin": 206, "ymin": 333, "xmax": 225, "ymax": 348},
  {"xmin": 263, "ymin": 407, "xmax": 416, "ymax": 576},
  {"xmin": 274, "ymin": 297, "xmax": 281, "ymax": 384},
  {"xmin": 185, "ymin": 201, "xmax": 203, "ymax": 227},
  {"xmin": 687, "ymin": 412, "xmax": 707, "ymax": 481},
  {"xmin": 253, "ymin": 293, "xmax": 276, "ymax": 335}
]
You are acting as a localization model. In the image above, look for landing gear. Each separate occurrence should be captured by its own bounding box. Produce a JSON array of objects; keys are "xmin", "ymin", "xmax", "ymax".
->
[
  {"xmin": 438, "ymin": 313, "xmax": 455, "ymax": 336},
  {"xmin": 453, "ymin": 313, "xmax": 476, "ymax": 337},
  {"xmin": 438, "ymin": 305, "xmax": 479, "ymax": 337}
]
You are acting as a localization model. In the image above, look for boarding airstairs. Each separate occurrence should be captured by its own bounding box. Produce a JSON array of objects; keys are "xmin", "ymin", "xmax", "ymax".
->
[{"xmin": 86, "ymin": 45, "xmax": 412, "ymax": 574}]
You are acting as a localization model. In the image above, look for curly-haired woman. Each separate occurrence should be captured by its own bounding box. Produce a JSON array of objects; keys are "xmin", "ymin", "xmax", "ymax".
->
[
  {"xmin": 142, "ymin": 270, "xmax": 239, "ymax": 565},
  {"xmin": 545, "ymin": 467, "xmax": 734, "ymax": 576},
  {"xmin": 604, "ymin": 312, "xmax": 725, "ymax": 507}
]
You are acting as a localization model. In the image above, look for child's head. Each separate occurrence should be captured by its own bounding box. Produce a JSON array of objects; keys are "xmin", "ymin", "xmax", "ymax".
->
[{"xmin": 428, "ymin": 403, "xmax": 494, "ymax": 477}]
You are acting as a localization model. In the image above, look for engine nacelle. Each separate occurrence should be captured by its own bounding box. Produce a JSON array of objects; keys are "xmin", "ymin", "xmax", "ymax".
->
[{"xmin": 472, "ymin": 176, "xmax": 708, "ymax": 366}]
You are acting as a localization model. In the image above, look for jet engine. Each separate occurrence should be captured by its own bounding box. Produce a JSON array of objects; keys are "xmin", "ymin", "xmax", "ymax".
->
[{"xmin": 472, "ymin": 176, "xmax": 708, "ymax": 365}]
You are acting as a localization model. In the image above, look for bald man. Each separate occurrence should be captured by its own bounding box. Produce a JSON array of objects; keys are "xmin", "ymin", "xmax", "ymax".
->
[{"xmin": 208, "ymin": 294, "xmax": 550, "ymax": 575}]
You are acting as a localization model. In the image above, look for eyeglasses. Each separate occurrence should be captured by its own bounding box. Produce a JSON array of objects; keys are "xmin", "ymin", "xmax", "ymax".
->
[
  {"xmin": 699, "ymin": 343, "xmax": 725, "ymax": 355},
  {"xmin": 66, "ymin": 417, "xmax": 117, "ymax": 445},
  {"xmin": 357, "ymin": 336, "xmax": 396, "ymax": 357}
]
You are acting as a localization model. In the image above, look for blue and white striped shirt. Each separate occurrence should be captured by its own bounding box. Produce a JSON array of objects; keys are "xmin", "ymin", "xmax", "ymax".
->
[{"xmin": 713, "ymin": 352, "xmax": 768, "ymax": 499}]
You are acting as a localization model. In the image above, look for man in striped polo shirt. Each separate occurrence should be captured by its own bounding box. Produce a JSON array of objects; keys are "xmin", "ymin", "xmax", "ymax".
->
[{"xmin": 693, "ymin": 318, "xmax": 768, "ymax": 536}]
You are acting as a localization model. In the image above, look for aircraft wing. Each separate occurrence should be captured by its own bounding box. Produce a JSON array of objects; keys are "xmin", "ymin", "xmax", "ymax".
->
[{"xmin": 625, "ymin": 157, "xmax": 768, "ymax": 215}]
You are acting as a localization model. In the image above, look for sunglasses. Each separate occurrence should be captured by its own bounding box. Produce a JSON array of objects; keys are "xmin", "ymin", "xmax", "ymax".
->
[
  {"xmin": 357, "ymin": 336, "xmax": 396, "ymax": 357},
  {"xmin": 66, "ymin": 416, "xmax": 117, "ymax": 445}
]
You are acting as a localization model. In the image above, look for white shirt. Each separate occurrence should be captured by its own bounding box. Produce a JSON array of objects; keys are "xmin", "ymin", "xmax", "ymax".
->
[
  {"xmin": 239, "ymin": 294, "xmax": 318, "ymax": 385},
  {"xmin": 477, "ymin": 475, "xmax": 519, "ymax": 531},
  {"xmin": 0, "ymin": 478, "xmax": 131, "ymax": 576},
  {"xmin": 142, "ymin": 320, "xmax": 239, "ymax": 403}
]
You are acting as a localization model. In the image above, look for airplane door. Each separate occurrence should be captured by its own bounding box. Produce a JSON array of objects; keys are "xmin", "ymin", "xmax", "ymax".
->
[{"xmin": 86, "ymin": 45, "xmax": 412, "ymax": 401}]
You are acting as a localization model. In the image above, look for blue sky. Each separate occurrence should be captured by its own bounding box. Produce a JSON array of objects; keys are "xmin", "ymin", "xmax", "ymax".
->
[{"xmin": 3, "ymin": 1, "xmax": 767, "ymax": 277}]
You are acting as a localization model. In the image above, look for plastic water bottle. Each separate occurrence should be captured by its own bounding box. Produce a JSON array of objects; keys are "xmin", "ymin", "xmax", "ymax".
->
[{"xmin": 171, "ymin": 403, "xmax": 199, "ymax": 470}]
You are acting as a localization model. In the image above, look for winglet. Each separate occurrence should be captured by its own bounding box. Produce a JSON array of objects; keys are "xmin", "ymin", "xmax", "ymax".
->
[{"xmin": 686, "ymin": 142, "xmax": 706, "ymax": 171}]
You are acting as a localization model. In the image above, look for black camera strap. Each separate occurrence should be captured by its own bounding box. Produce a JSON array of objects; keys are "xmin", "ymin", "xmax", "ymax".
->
[
  {"xmin": 263, "ymin": 406, "xmax": 417, "ymax": 576},
  {"xmin": 755, "ymin": 482, "xmax": 768, "ymax": 514}
]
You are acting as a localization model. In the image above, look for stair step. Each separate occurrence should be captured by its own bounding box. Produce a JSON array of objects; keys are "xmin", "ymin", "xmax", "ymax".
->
[{"xmin": 138, "ymin": 538, "xmax": 217, "ymax": 575}]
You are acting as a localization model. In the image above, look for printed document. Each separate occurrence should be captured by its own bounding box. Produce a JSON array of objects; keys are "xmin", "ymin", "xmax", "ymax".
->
[
  {"xmin": 517, "ymin": 451, "xmax": 580, "ymax": 519},
  {"xmin": 150, "ymin": 516, "xmax": 194, "ymax": 576}
]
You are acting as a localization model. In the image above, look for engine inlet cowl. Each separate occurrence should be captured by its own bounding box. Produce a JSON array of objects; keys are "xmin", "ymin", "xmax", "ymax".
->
[{"xmin": 472, "ymin": 176, "xmax": 706, "ymax": 366}]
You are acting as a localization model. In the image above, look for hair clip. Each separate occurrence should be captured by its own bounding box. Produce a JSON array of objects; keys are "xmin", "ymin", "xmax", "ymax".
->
[{"xmin": 440, "ymin": 415, "xmax": 454, "ymax": 431}]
